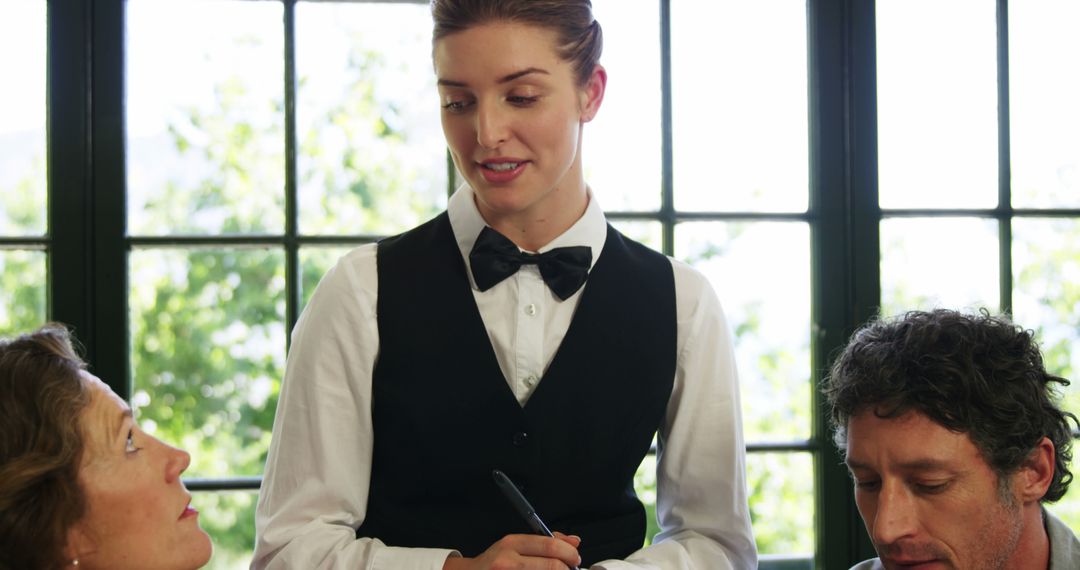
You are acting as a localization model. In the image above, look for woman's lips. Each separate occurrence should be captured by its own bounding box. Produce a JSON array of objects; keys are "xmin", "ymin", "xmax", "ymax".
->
[
  {"xmin": 179, "ymin": 504, "xmax": 199, "ymax": 520},
  {"xmin": 477, "ymin": 159, "xmax": 527, "ymax": 184}
]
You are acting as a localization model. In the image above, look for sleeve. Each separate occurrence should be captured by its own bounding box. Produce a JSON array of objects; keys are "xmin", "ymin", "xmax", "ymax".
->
[
  {"xmin": 251, "ymin": 245, "xmax": 458, "ymax": 570},
  {"xmin": 591, "ymin": 260, "xmax": 758, "ymax": 570}
]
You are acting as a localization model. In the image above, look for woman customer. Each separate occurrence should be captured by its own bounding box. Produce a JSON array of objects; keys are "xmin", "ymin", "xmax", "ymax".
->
[{"xmin": 0, "ymin": 324, "xmax": 212, "ymax": 569}]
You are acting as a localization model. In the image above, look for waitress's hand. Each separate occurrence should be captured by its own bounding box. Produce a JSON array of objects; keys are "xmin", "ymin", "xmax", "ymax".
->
[{"xmin": 443, "ymin": 532, "xmax": 582, "ymax": 570}]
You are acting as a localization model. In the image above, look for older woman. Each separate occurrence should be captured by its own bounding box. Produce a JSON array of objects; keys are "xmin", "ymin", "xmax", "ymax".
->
[{"xmin": 0, "ymin": 324, "xmax": 212, "ymax": 570}]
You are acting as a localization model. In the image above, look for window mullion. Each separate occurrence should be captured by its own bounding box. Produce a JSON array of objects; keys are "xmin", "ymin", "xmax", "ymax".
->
[
  {"xmin": 996, "ymin": 0, "xmax": 1013, "ymax": 315},
  {"xmin": 659, "ymin": 0, "xmax": 674, "ymax": 257},
  {"xmin": 284, "ymin": 0, "xmax": 301, "ymax": 344},
  {"xmin": 91, "ymin": 0, "xmax": 130, "ymax": 399},
  {"xmin": 47, "ymin": 0, "xmax": 93, "ymax": 359},
  {"xmin": 48, "ymin": 0, "xmax": 131, "ymax": 398},
  {"xmin": 807, "ymin": 0, "xmax": 879, "ymax": 567}
]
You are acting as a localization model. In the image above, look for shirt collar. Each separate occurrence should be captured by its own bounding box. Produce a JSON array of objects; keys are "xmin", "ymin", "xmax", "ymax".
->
[{"xmin": 448, "ymin": 184, "xmax": 608, "ymax": 290}]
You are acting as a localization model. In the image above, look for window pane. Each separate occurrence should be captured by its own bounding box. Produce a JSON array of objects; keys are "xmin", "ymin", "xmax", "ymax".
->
[
  {"xmin": 609, "ymin": 220, "xmax": 663, "ymax": 253},
  {"xmin": 1012, "ymin": 218, "xmax": 1080, "ymax": 417},
  {"xmin": 0, "ymin": 1, "xmax": 47, "ymax": 236},
  {"xmin": 749, "ymin": 452, "xmax": 814, "ymax": 559},
  {"xmin": 296, "ymin": 2, "xmax": 447, "ymax": 236},
  {"xmin": 191, "ymin": 490, "xmax": 258, "ymax": 570},
  {"xmin": 1011, "ymin": 218, "xmax": 1080, "ymax": 534},
  {"xmin": 1046, "ymin": 496, "xmax": 1080, "ymax": 546},
  {"xmin": 0, "ymin": 250, "xmax": 47, "ymax": 336},
  {"xmin": 880, "ymin": 217, "xmax": 999, "ymax": 315},
  {"xmin": 1009, "ymin": 2, "xmax": 1080, "ymax": 209},
  {"xmin": 585, "ymin": 0, "xmax": 662, "ymax": 212},
  {"xmin": 299, "ymin": 246, "xmax": 355, "ymax": 312},
  {"xmin": 634, "ymin": 453, "xmax": 660, "ymax": 545},
  {"xmin": 671, "ymin": 1, "xmax": 808, "ymax": 213},
  {"xmin": 130, "ymin": 248, "xmax": 286, "ymax": 478},
  {"xmin": 675, "ymin": 222, "xmax": 811, "ymax": 442},
  {"xmin": 126, "ymin": 1, "xmax": 285, "ymax": 236},
  {"xmin": 876, "ymin": 0, "xmax": 997, "ymax": 209}
]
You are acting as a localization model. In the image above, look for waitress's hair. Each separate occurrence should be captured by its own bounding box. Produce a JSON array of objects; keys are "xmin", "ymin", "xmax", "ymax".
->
[
  {"xmin": 0, "ymin": 324, "xmax": 90, "ymax": 570},
  {"xmin": 431, "ymin": 0, "xmax": 603, "ymax": 87}
]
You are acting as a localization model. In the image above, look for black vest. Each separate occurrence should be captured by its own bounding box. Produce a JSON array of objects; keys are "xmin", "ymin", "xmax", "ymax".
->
[{"xmin": 356, "ymin": 213, "xmax": 676, "ymax": 565}]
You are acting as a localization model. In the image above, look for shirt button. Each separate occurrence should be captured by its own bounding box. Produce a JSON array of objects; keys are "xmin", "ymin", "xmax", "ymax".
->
[
  {"xmin": 524, "ymin": 375, "xmax": 538, "ymax": 388},
  {"xmin": 524, "ymin": 303, "xmax": 537, "ymax": 316},
  {"xmin": 512, "ymin": 431, "xmax": 530, "ymax": 447}
]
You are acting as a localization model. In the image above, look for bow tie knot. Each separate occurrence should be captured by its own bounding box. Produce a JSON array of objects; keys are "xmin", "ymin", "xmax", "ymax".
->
[{"xmin": 469, "ymin": 227, "xmax": 592, "ymax": 301}]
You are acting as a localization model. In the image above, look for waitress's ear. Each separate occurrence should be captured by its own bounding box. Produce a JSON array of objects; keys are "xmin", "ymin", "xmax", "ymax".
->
[{"xmin": 579, "ymin": 64, "xmax": 607, "ymax": 123}]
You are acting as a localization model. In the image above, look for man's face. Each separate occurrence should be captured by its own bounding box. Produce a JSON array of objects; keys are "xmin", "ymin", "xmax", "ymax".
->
[{"xmin": 845, "ymin": 409, "xmax": 1025, "ymax": 570}]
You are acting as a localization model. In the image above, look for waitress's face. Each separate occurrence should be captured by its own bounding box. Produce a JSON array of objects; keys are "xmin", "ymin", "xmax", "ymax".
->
[
  {"xmin": 434, "ymin": 21, "xmax": 604, "ymax": 228},
  {"xmin": 68, "ymin": 372, "xmax": 212, "ymax": 569}
]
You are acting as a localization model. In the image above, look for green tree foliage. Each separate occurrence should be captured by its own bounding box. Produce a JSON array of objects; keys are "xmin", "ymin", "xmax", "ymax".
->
[
  {"xmin": 0, "ymin": 155, "xmax": 47, "ymax": 337},
  {"xmin": 132, "ymin": 39, "xmax": 435, "ymax": 568},
  {"xmin": 1013, "ymin": 218, "xmax": 1080, "ymax": 531}
]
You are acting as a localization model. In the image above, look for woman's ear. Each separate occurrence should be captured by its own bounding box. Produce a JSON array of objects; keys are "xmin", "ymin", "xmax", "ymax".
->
[
  {"xmin": 579, "ymin": 64, "xmax": 607, "ymax": 123},
  {"xmin": 65, "ymin": 523, "xmax": 93, "ymax": 566}
]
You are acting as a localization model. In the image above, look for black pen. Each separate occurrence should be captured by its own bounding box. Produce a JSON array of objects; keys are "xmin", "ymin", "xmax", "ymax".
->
[{"xmin": 492, "ymin": 469, "xmax": 580, "ymax": 570}]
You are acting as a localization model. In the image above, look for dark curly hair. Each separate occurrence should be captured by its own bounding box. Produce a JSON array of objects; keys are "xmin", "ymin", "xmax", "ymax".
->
[
  {"xmin": 824, "ymin": 309, "xmax": 1078, "ymax": 502},
  {"xmin": 431, "ymin": 0, "xmax": 603, "ymax": 87},
  {"xmin": 0, "ymin": 324, "xmax": 90, "ymax": 569}
]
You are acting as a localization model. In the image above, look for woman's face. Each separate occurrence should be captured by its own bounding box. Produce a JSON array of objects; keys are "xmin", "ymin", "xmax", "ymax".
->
[
  {"xmin": 68, "ymin": 372, "xmax": 212, "ymax": 569},
  {"xmin": 434, "ymin": 21, "xmax": 605, "ymax": 232}
]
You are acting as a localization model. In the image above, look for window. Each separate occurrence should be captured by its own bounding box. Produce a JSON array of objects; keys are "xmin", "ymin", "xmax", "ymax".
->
[
  {"xmin": 877, "ymin": 0, "xmax": 1080, "ymax": 533},
  {"xmin": 0, "ymin": 1, "xmax": 47, "ymax": 337},
  {"xmin": 15, "ymin": 1, "xmax": 1079, "ymax": 569}
]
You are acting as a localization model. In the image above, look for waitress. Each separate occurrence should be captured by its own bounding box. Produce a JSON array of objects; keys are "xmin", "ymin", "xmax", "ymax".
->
[{"xmin": 254, "ymin": 1, "xmax": 756, "ymax": 568}]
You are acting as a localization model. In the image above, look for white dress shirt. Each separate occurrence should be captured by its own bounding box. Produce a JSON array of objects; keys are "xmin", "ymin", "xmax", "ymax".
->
[{"xmin": 253, "ymin": 186, "xmax": 757, "ymax": 569}]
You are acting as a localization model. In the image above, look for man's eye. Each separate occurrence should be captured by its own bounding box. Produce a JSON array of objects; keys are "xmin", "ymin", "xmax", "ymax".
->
[
  {"xmin": 915, "ymin": 482, "xmax": 949, "ymax": 494},
  {"xmin": 854, "ymin": 479, "xmax": 880, "ymax": 491}
]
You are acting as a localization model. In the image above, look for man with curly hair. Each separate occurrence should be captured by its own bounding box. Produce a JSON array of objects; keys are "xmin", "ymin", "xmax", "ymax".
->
[{"xmin": 824, "ymin": 309, "xmax": 1080, "ymax": 570}]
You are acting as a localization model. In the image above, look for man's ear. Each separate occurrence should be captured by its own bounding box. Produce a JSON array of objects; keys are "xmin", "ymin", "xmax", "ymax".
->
[
  {"xmin": 1017, "ymin": 436, "xmax": 1055, "ymax": 504},
  {"xmin": 579, "ymin": 64, "xmax": 607, "ymax": 123}
]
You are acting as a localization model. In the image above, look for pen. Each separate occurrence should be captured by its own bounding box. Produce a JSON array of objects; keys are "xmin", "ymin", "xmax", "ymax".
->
[{"xmin": 492, "ymin": 469, "xmax": 580, "ymax": 570}]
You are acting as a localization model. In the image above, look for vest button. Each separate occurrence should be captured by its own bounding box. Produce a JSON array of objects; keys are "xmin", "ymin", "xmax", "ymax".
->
[{"xmin": 512, "ymin": 431, "xmax": 530, "ymax": 447}]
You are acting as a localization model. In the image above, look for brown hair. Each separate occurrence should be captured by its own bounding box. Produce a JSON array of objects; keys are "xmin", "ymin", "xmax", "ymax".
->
[
  {"xmin": 0, "ymin": 324, "xmax": 90, "ymax": 570},
  {"xmin": 825, "ymin": 309, "xmax": 1077, "ymax": 502},
  {"xmin": 431, "ymin": 0, "xmax": 603, "ymax": 87}
]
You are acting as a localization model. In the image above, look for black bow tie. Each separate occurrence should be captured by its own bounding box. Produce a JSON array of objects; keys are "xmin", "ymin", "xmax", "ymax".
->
[{"xmin": 469, "ymin": 226, "xmax": 592, "ymax": 301}]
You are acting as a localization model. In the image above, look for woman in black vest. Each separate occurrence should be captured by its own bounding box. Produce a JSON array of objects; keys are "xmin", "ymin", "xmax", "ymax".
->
[{"xmin": 254, "ymin": 2, "xmax": 757, "ymax": 568}]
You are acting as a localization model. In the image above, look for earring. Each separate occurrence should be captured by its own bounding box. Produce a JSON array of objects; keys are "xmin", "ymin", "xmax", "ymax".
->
[{"xmin": 71, "ymin": 560, "xmax": 79, "ymax": 567}]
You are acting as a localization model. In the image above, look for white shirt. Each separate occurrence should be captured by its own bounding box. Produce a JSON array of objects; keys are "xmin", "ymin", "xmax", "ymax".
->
[{"xmin": 253, "ymin": 186, "xmax": 757, "ymax": 570}]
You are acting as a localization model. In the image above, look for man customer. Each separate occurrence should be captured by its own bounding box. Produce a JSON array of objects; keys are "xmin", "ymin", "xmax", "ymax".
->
[{"xmin": 824, "ymin": 309, "xmax": 1079, "ymax": 569}]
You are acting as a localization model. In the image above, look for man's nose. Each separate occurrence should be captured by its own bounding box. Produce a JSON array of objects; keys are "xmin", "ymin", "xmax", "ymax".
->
[{"xmin": 871, "ymin": 483, "xmax": 919, "ymax": 546}]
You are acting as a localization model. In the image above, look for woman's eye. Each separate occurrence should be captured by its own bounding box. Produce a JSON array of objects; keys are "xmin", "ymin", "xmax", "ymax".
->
[
  {"xmin": 441, "ymin": 100, "xmax": 471, "ymax": 113},
  {"xmin": 125, "ymin": 430, "xmax": 139, "ymax": 453},
  {"xmin": 507, "ymin": 95, "xmax": 539, "ymax": 106}
]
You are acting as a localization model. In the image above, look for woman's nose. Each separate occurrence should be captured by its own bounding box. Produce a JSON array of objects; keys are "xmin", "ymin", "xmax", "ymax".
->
[
  {"xmin": 166, "ymin": 444, "xmax": 192, "ymax": 483},
  {"xmin": 475, "ymin": 101, "xmax": 509, "ymax": 149}
]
